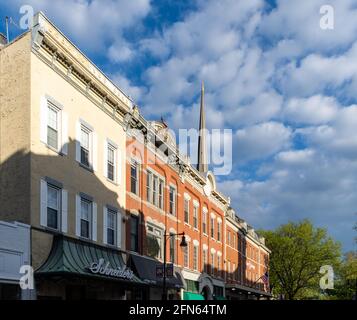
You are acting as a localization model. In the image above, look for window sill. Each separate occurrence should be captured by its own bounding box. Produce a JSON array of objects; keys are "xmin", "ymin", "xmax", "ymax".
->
[
  {"xmin": 79, "ymin": 162, "xmax": 94, "ymax": 173},
  {"xmin": 193, "ymin": 228, "xmax": 199, "ymax": 232},
  {"xmin": 203, "ymin": 233, "xmax": 208, "ymax": 237},
  {"xmin": 42, "ymin": 226, "xmax": 64, "ymax": 235},
  {"xmin": 43, "ymin": 143, "xmax": 65, "ymax": 156},
  {"xmin": 79, "ymin": 236, "xmax": 96, "ymax": 243},
  {"xmin": 106, "ymin": 177, "xmax": 119, "ymax": 186},
  {"xmin": 184, "ymin": 222, "xmax": 191, "ymax": 228}
]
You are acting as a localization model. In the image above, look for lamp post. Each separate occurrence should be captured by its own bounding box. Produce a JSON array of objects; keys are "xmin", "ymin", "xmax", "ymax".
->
[{"xmin": 162, "ymin": 231, "xmax": 187, "ymax": 300}]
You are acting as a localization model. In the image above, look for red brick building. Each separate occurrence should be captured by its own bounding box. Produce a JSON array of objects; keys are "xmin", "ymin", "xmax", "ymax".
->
[{"xmin": 124, "ymin": 87, "xmax": 270, "ymax": 300}]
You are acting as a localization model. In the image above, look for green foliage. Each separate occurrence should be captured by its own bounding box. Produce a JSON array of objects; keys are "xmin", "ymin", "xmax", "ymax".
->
[
  {"xmin": 258, "ymin": 219, "xmax": 341, "ymax": 300},
  {"xmin": 328, "ymin": 251, "xmax": 357, "ymax": 300}
]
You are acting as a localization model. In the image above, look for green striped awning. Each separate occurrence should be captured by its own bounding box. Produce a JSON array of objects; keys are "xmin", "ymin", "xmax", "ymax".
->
[{"xmin": 36, "ymin": 235, "xmax": 143, "ymax": 284}]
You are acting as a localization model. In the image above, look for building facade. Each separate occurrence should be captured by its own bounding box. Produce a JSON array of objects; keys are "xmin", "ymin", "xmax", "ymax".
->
[{"xmin": 0, "ymin": 12, "xmax": 270, "ymax": 300}]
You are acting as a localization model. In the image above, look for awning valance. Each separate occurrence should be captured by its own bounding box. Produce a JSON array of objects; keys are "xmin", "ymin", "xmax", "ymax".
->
[
  {"xmin": 129, "ymin": 254, "xmax": 184, "ymax": 288},
  {"xmin": 36, "ymin": 235, "xmax": 143, "ymax": 284},
  {"xmin": 183, "ymin": 291, "xmax": 204, "ymax": 300}
]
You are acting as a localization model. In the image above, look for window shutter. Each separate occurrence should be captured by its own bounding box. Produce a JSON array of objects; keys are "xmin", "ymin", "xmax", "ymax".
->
[
  {"xmin": 103, "ymin": 206, "xmax": 108, "ymax": 244},
  {"xmin": 40, "ymin": 179, "xmax": 47, "ymax": 227},
  {"xmin": 61, "ymin": 189, "xmax": 68, "ymax": 233},
  {"xmin": 116, "ymin": 149, "xmax": 121, "ymax": 185},
  {"xmin": 92, "ymin": 202, "xmax": 97, "ymax": 241},
  {"xmin": 75, "ymin": 194, "xmax": 81, "ymax": 236},
  {"xmin": 103, "ymin": 140, "xmax": 108, "ymax": 178},
  {"xmin": 117, "ymin": 210, "xmax": 122, "ymax": 248},
  {"xmin": 61, "ymin": 111, "xmax": 68, "ymax": 155},
  {"xmin": 92, "ymin": 132, "xmax": 98, "ymax": 171},
  {"xmin": 75, "ymin": 121, "xmax": 81, "ymax": 162},
  {"xmin": 40, "ymin": 97, "xmax": 48, "ymax": 144}
]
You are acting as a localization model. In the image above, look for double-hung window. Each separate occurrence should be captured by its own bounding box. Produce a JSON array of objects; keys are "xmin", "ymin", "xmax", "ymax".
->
[
  {"xmin": 193, "ymin": 245, "xmax": 198, "ymax": 271},
  {"xmin": 193, "ymin": 205, "xmax": 198, "ymax": 229},
  {"xmin": 131, "ymin": 160, "xmax": 139, "ymax": 195},
  {"xmin": 80, "ymin": 126, "xmax": 91, "ymax": 167},
  {"xmin": 106, "ymin": 209, "xmax": 117, "ymax": 246},
  {"xmin": 203, "ymin": 250, "xmax": 208, "ymax": 273},
  {"xmin": 130, "ymin": 215, "xmax": 139, "ymax": 252},
  {"xmin": 217, "ymin": 221, "xmax": 221, "ymax": 242},
  {"xmin": 80, "ymin": 198, "xmax": 92, "ymax": 239},
  {"xmin": 147, "ymin": 224, "xmax": 163, "ymax": 259},
  {"xmin": 183, "ymin": 243, "xmax": 189, "ymax": 268},
  {"xmin": 184, "ymin": 199, "xmax": 189, "ymax": 224},
  {"xmin": 47, "ymin": 184, "xmax": 61, "ymax": 230},
  {"xmin": 210, "ymin": 217, "xmax": 215, "ymax": 238},
  {"xmin": 169, "ymin": 233, "xmax": 175, "ymax": 263},
  {"xmin": 47, "ymin": 105, "xmax": 59, "ymax": 150},
  {"xmin": 202, "ymin": 211, "xmax": 207, "ymax": 234},
  {"xmin": 169, "ymin": 186, "xmax": 176, "ymax": 215},
  {"xmin": 146, "ymin": 170, "xmax": 165, "ymax": 209},
  {"xmin": 107, "ymin": 144, "xmax": 116, "ymax": 182}
]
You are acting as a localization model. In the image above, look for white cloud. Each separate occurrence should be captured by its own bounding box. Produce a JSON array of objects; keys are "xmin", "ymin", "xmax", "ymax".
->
[
  {"xmin": 284, "ymin": 95, "xmax": 339, "ymax": 125},
  {"xmin": 235, "ymin": 122, "xmax": 292, "ymax": 162}
]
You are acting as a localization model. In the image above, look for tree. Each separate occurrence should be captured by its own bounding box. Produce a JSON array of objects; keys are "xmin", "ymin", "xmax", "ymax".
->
[
  {"xmin": 330, "ymin": 251, "xmax": 357, "ymax": 300},
  {"xmin": 259, "ymin": 220, "xmax": 341, "ymax": 300}
]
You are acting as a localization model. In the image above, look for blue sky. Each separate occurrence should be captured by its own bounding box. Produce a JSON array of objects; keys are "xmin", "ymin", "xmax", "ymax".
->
[{"xmin": 1, "ymin": 0, "xmax": 357, "ymax": 252}]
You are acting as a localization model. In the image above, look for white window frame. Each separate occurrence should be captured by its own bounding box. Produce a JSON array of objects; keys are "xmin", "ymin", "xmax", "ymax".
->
[
  {"xmin": 183, "ymin": 242, "xmax": 190, "ymax": 268},
  {"xmin": 169, "ymin": 185, "xmax": 177, "ymax": 216},
  {"xmin": 106, "ymin": 208, "xmax": 117, "ymax": 246},
  {"xmin": 46, "ymin": 184, "xmax": 61, "ymax": 231},
  {"xmin": 184, "ymin": 199, "xmax": 190, "ymax": 224},
  {"xmin": 146, "ymin": 223, "xmax": 164, "ymax": 260},
  {"xmin": 105, "ymin": 140, "xmax": 118, "ymax": 183},
  {"xmin": 193, "ymin": 203, "xmax": 199, "ymax": 229},
  {"xmin": 193, "ymin": 243, "xmax": 199, "ymax": 271},
  {"xmin": 130, "ymin": 159, "xmax": 140, "ymax": 195},
  {"xmin": 40, "ymin": 96, "xmax": 68, "ymax": 155}
]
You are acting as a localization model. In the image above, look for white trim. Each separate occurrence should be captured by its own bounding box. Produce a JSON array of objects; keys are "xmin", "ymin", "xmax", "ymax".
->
[
  {"xmin": 211, "ymin": 248, "xmax": 216, "ymax": 254},
  {"xmin": 217, "ymin": 251, "xmax": 222, "ymax": 257},
  {"xmin": 217, "ymin": 217, "xmax": 222, "ymax": 223},
  {"xmin": 193, "ymin": 239, "xmax": 199, "ymax": 246},
  {"xmin": 202, "ymin": 207, "xmax": 208, "ymax": 214},
  {"xmin": 103, "ymin": 206, "xmax": 108, "ymax": 244},
  {"xmin": 193, "ymin": 199, "xmax": 199, "ymax": 207},
  {"xmin": 210, "ymin": 212, "xmax": 216, "ymax": 219},
  {"xmin": 40, "ymin": 179, "xmax": 47, "ymax": 227},
  {"xmin": 61, "ymin": 189, "xmax": 68, "ymax": 233},
  {"xmin": 203, "ymin": 244, "xmax": 208, "ymax": 250},
  {"xmin": 92, "ymin": 202, "xmax": 97, "ymax": 241},
  {"xmin": 184, "ymin": 192, "xmax": 191, "ymax": 200}
]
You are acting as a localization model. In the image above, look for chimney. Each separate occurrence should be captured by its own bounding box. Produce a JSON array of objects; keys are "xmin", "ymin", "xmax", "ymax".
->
[{"xmin": 0, "ymin": 33, "xmax": 7, "ymax": 48}]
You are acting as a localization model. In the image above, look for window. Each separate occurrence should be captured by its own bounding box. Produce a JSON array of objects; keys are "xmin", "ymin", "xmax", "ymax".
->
[
  {"xmin": 183, "ymin": 243, "xmax": 189, "ymax": 268},
  {"xmin": 193, "ymin": 206, "xmax": 198, "ymax": 229},
  {"xmin": 202, "ymin": 211, "xmax": 207, "ymax": 234},
  {"xmin": 153, "ymin": 176, "xmax": 158, "ymax": 206},
  {"xmin": 203, "ymin": 250, "xmax": 208, "ymax": 273},
  {"xmin": 147, "ymin": 224, "xmax": 163, "ymax": 259},
  {"xmin": 233, "ymin": 234, "xmax": 236, "ymax": 249},
  {"xmin": 193, "ymin": 245, "xmax": 198, "ymax": 271},
  {"xmin": 169, "ymin": 233, "xmax": 175, "ymax": 263},
  {"xmin": 217, "ymin": 221, "xmax": 221, "ymax": 241},
  {"xmin": 107, "ymin": 144, "xmax": 116, "ymax": 182},
  {"xmin": 47, "ymin": 105, "xmax": 59, "ymax": 150},
  {"xmin": 217, "ymin": 255, "xmax": 221, "ymax": 277},
  {"xmin": 106, "ymin": 209, "xmax": 117, "ymax": 246},
  {"xmin": 80, "ymin": 125, "xmax": 91, "ymax": 167},
  {"xmin": 131, "ymin": 160, "xmax": 139, "ymax": 195},
  {"xmin": 233, "ymin": 263, "xmax": 236, "ymax": 280},
  {"xmin": 80, "ymin": 198, "xmax": 92, "ymax": 239},
  {"xmin": 210, "ymin": 217, "xmax": 215, "ymax": 238},
  {"xmin": 158, "ymin": 179, "xmax": 164, "ymax": 210},
  {"xmin": 130, "ymin": 215, "xmax": 139, "ymax": 252},
  {"xmin": 47, "ymin": 184, "xmax": 60, "ymax": 230},
  {"xmin": 146, "ymin": 170, "xmax": 165, "ymax": 209},
  {"xmin": 211, "ymin": 253, "xmax": 215, "ymax": 275},
  {"xmin": 184, "ymin": 199, "xmax": 189, "ymax": 224},
  {"xmin": 169, "ymin": 186, "xmax": 176, "ymax": 215},
  {"xmin": 227, "ymin": 231, "xmax": 231, "ymax": 246}
]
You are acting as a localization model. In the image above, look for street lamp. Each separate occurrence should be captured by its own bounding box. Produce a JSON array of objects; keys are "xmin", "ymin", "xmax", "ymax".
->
[{"xmin": 162, "ymin": 232, "xmax": 187, "ymax": 300}]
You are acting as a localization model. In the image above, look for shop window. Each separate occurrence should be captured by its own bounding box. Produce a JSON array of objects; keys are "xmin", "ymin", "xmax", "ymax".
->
[{"xmin": 146, "ymin": 224, "xmax": 163, "ymax": 259}]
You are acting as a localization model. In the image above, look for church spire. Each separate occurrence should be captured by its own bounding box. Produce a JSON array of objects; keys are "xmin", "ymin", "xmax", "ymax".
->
[{"xmin": 197, "ymin": 81, "xmax": 208, "ymax": 174}]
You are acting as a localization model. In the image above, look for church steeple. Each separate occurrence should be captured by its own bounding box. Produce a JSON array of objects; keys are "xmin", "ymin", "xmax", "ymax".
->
[{"xmin": 197, "ymin": 81, "xmax": 208, "ymax": 174}]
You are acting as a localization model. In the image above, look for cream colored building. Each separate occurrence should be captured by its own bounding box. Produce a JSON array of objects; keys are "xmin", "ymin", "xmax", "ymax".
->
[{"xmin": 0, "ymin": 12, "xmax": 140, "ymax": 299}]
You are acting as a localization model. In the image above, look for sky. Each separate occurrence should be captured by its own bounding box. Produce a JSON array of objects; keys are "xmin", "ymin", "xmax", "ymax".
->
[{"xmin": 1, "ymin": 0, "xmax": 356, "ymax": 252}]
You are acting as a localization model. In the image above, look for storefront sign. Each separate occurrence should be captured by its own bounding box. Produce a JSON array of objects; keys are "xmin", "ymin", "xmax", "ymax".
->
[{"xmin": 88, "ymin": 258, "xmax": 134, "ymax": 280}]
